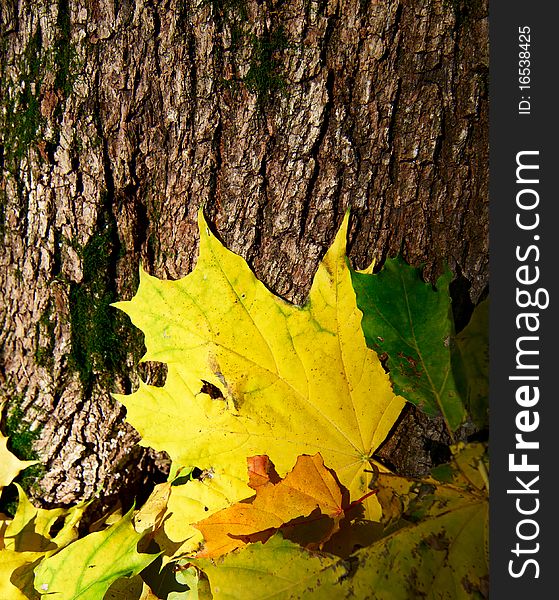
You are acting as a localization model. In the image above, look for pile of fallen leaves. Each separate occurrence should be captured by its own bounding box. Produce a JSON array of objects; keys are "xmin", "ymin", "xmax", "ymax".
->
[{"xmin": 0, "ymin": 211, "xmax": 488, "ymax": 599}]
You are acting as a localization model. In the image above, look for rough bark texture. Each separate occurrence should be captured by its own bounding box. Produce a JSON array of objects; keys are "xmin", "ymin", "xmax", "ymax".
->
[{"xmin": 0, "ymin": 0, "xmax": 488, "ymax": 508}]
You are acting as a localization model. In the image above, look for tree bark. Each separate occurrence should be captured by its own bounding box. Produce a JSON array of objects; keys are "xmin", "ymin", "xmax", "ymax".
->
[{"xmin": 0, "ymin": 0, "xmax": 488, "ymax": 507}]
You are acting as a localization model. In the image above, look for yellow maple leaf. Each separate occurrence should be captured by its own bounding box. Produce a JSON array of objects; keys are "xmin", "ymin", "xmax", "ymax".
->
[
  {"xmin": 4, "ymin": 484, "xmax": 86, "ymax": 553},
  {"xmin": 0, "ymin": 548, "xmax": 43, "ymax": 600},
  {"xmin": 0, "ymin": 431, "xmax": 39, "ymax": 494},
  {"xmin": 114, "ymin": 210, "xmax": 405, "ymax": 552}
]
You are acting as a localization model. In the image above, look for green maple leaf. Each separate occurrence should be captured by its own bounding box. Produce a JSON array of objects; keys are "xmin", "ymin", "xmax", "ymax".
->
[
  {"xmin": 454, "ymin": 299, "xmax": 489, "ymax": 429},
  {"xmin": 113, "ymin": 210, "xmax": 405, "ymax": 552},
  {"xmin": 351, "ymin": 257, "xmax": 467, "ymax": 432}
]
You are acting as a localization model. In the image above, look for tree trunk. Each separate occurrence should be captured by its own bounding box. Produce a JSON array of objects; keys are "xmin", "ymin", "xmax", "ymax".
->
[{"xmin": 0, "ymin": 0, "xmax": 488, "ymax": 508}]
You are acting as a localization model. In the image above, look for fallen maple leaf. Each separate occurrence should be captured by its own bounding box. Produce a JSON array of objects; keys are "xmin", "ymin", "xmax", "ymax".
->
[
  {"xmin": 454, "ymin": 299, "xmax": 489, "ymax": 429},
  {"xmin": 351, "ymin": 257, "xmax": 466, "ymax": 432},
  {"xmin": 0, "ymin": 485, "xmax": 89, "ymax": 599},
  {"xmin": 194, "ymin": 445, "xmax": 489, "ymax": 600},
  {"xmin": 114, "ymin": 210, "xmax": 405, "ymax": 552},
  {"xmin": 33, "ymin": 509, "xmax": 156, "ymax": 599},
  {"xmin": 194, "ymin": 454, "xmax": 348, "ymax": 558},
  {"xmin": 0, "ymin": 430, "xmax": 39, "ymax": 493},
  {"xmin": 4, "ymin": 484, "xmax": 86, "ymax": 553},
  {"xmin": 191, "ymin": 534, "xmax": 346, "ymax": 600},
  {"xmin": 133, "ymin": 481, "xmax": 172, "ymax": 534}
]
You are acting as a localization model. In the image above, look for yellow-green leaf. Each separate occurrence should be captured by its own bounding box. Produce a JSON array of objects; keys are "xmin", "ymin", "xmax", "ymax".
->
[
  {"xmin": 33, "ymin": 509, "xmax": 157, "ymax": 599},
  {"xmin": 347, "ymin": 501, "xmax": 489, "ymax": 599},
  {"xmin": 377, "ymin": 442, "xmax": 488, "ymax": 525},
  {"xmin": 356, "ymin": 444, "xmax": 489, "ymax": 598},
  {"xmin": 171, "ymin": 565, "xmax": 206, "ymax": 600},
  {"xmin": 114, "ymin": 210, "xmax": 405, "ymax": 530},
  {"xmin": 450, "ymin": 442, "xmax": 489, "ymax": 492},
  {"xmin": 194, "ymin": 497, "xmax": 488, "ymax": 600},
  {"xmin": 192, "ymin": 534, "xmax": 346, "ymax": 600}
]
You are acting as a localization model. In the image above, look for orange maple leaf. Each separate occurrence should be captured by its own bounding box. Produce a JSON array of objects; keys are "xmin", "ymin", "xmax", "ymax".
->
[{"xmin": 194, "ymin": 454, "xmax": 350, "ymax": 558}]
